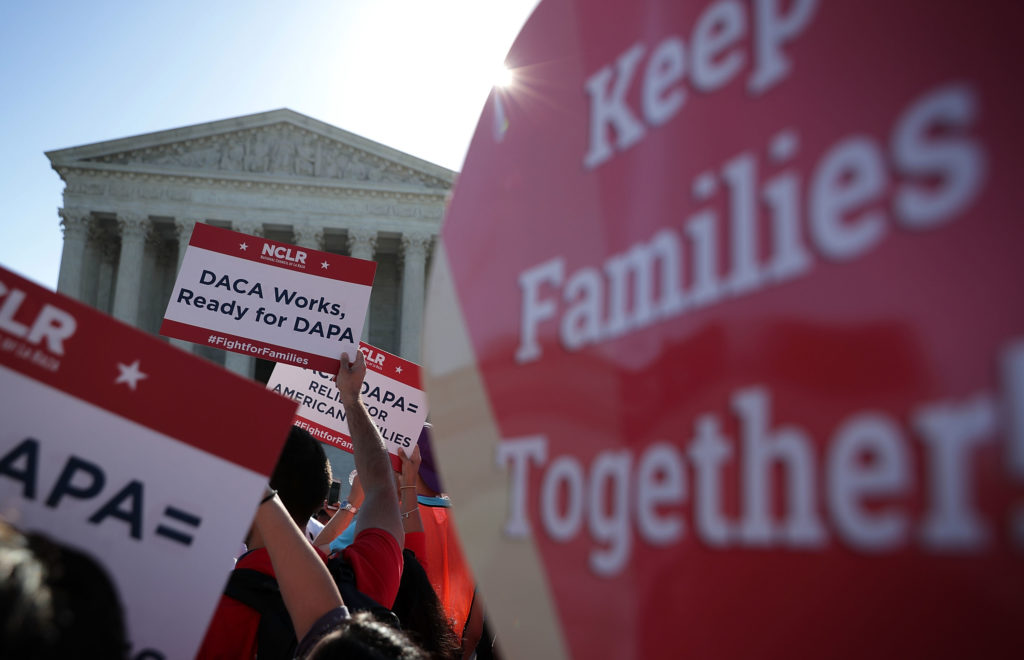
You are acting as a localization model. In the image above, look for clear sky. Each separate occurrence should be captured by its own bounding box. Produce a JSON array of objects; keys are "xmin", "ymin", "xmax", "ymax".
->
[{"xmin": 0, "ymin": 0, "xmax": 540, "ymax": 290}]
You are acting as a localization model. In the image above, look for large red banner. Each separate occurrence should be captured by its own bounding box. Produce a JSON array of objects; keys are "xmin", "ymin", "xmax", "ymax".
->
[{"xmin": 426, "ymin": 0, "xmax": 1024, "ymax": 658}]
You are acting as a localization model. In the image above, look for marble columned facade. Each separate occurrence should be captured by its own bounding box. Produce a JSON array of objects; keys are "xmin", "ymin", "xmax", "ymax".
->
[{"xmin": 49, "ymin": 110, "xmax": 454, "ymax": 379}]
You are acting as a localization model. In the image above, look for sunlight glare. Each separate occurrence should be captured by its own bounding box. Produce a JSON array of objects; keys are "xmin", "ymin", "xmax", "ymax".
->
[{"xmin": 494, "ymin": 64, "xmax": 515, "ymax": 88}]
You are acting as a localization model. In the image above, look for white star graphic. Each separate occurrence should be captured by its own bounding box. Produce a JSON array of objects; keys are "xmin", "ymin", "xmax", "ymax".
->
[
  {"xmin": 115, "ymin": 360, "xmax": 148, "ymax": 391},
  {"xmin": 395, "ymin": 366, "xmax": 403, "ymax": 374},
  {"xmin": 239, "ymin": 242, "xmax": 248, "ymax": 251},
  {"xmin": 321, "ymin": 260, "xmax": 329, "ymax": 270}
]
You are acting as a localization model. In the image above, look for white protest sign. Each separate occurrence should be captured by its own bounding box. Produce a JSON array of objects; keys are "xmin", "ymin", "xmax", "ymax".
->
[
  {"xmin": 0, "ymin": 265, "xmax": 298, "ymax": 659},
  {"xmin": 161, "ymin": 223, "xmax": 376, "ymax": 373},
  {"xmin": 267, "ymin": 343, "xmax": 428, "ymax": 471}
]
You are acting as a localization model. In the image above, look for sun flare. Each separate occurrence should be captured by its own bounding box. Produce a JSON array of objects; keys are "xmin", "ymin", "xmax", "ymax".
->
[{"xmin": 494, "ymin": 64, "xmax": 515, "ymax": 88}]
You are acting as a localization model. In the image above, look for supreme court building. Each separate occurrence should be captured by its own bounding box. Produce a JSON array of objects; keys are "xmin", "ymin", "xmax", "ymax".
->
[{"xmin": 48, "ymin": 109, "xmax": 454, "ymax": 381}]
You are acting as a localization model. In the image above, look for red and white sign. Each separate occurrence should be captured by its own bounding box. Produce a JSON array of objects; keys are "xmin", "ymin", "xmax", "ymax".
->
[
  {"xmin": 426, "ymin": 1, "xmax": 1024, "ymax": 658},
  {"xmin": 161, "ymin": 223, "xmax": 376, "ymax": 373},
  {"xmin": 267, "ymin": 342, "xmax": 428, "ymax": 471},
  {"xmin": 0, "ymin": 265, "xmax": 298, "ymax": 659}
]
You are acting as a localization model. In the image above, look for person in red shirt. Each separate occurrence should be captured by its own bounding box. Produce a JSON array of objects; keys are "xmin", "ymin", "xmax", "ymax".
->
[{"xmin": 198, "ymin": 351, "xmax": 405, "ymax": 659}]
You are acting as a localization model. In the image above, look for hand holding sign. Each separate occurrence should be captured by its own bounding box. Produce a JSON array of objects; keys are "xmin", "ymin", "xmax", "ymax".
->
[
  {"xmin": 336, "ymin": 350, "xmax": 366, "ymax": 407},
  {"xmin": 400, "ymin": 444, "xmax": 422, "ymax": 488}
]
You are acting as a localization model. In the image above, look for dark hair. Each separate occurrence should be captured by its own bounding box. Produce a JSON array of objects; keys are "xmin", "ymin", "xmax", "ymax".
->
[
  {"xmin": 391, "ymin": 550, "xmax": 461, "ymax": 659},
  {"xmin": 0, "ymin": 521, "xmax": 127, "ymax": 658},
  {"xmin": 306, "ymin": 610, "xmax": 428, "ymax": 660},
  {"xmin": 271, "ymin": 426, "xmax": 332, "ymax": 528}
]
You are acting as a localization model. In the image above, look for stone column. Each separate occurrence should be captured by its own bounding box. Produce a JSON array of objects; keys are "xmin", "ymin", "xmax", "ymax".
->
[
  {"xmin": 139, "ymin": 230, "xmax": 163, "ymax": 334},
  {"xmin": 399, "ymin": 232, "xmax": 431, "ymax": 361},
  {"xmin": 293, "ymin": 225, "xmax": 323, "ymax": 250},
  {"xmin": 224, "ymin": 349, "xmax": 254, "ymax": 379},
  {"xmin": 169, "ymin": 218, "xmax": 199, "ymax": 352},
  {"xmin": 174, "ymin": 218, "xmax": 198, "ymax": 276},
  {"xmin": 223, "ymin": 220, "xmax": 262, "ymax": 379},
  {"xmin": 347, "ymin": 227, "xmax": 377, "ymax": 261},
  {"xmin": 96, "ymin": 238, "xmax": 118, "ymax": 314},
  {"xmin": 347, "ymin": 228, "xmax": 378, "ymax": 341},
  {"xmin": 112, "ymin": 213, "xmax": 148, "ymax": 325},
  {"xmin": 56, "ymin": 208, "xmax": 91, "ymax": 300},
  {"xmin": 234, "ymin": 220, "xmax": 263, "ymax": 238},
  {"xmin": 80, "ymin": 223, "xmax": 103, "ymax": 307}
]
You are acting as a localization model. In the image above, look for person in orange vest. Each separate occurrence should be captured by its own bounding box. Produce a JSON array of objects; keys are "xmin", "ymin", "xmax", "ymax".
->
[{"xmin": 411, "ymin": 424, "xmax": 482, "ymax": 656}]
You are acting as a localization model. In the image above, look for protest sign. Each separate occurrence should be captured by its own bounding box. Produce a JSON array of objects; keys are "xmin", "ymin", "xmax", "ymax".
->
[
  {"xmin": 161, "ymin": 222, "xmax": 375, "ymax": 373},
  {"xmin": 0, "ymin": 265, "xmax": 298, "ymax": 659},
  {"xmin": 424, "ymin": 0, "xmax": 1024, "ymax": 658},
  {"xmin": 267, "ymin": 342, "xmax": 427, "ymax": 471}
]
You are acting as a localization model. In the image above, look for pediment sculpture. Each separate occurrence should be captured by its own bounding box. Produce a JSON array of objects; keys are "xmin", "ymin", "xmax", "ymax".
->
[{"xmin": 82, "ymin": 124, "xmax": 447, "ymax": 189}]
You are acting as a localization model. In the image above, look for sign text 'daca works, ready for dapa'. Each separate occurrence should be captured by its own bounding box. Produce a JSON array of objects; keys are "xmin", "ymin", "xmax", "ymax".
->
[
  {"xmin": 161, "ymin": 223, "xmax": 376, "ymax": 373},
  {"xmin": 0, "ymin": 264, "xmax": 298, "ymax": 659}
]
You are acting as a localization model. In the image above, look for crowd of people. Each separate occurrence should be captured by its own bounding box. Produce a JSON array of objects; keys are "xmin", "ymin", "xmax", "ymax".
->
[{"xmin": 0, "ymin": 350, "xmax": 498, "ymax": 660}]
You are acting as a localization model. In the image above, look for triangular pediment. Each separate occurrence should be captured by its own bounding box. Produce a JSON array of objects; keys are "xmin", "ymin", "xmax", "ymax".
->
[{"xmin": 46, "ymin": 109, "xmax": 454, "ymax": 191}]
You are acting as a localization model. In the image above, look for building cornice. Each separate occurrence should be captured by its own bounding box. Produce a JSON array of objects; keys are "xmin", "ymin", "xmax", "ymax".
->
[{"xmin": 55, "ymin": 164, "xmax": 449, "ymax": 205}]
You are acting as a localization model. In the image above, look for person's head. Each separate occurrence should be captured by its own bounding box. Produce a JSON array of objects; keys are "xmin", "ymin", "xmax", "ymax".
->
[
  {"xmin": 0, "ymin": 520, "xmax": 127, "ymax": 658},
  {"xmin": 304, "ymin": 610, "xmax": 428, "ymax": 660},
  {"xmin": 271, "ymin": 426, "xmax": 332, "ymax": 528}
]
